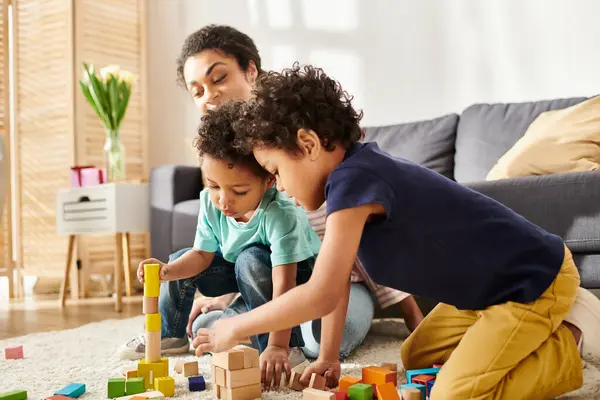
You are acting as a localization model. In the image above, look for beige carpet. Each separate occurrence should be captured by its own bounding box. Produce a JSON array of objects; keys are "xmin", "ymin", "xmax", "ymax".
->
[{"xmin": 0, "ymin": 317, "xmax": 598, "ymax": 399}]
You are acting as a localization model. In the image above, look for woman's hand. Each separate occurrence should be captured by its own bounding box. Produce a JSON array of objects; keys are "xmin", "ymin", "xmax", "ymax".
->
[
  {"xmin": 300, "ymin": 359, "xmax": 341, "ymax": 390},
  {"xmin": 259, "ymin": 345, "xmax": 291, "ymax": 390}
]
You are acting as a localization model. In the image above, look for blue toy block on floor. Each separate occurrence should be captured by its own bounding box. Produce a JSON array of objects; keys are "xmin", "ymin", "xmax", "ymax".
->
[
  {"xmin": 54, "ymin": 383, "xmax": 86, "ymax": 398},
  {"xmin": 400, "ymin": 383, "xmax": 426, "ymax": 399},
  {"xmin": 405, "ymin": 367, "xmax": 440, "ymax": 384},
  {"xmin": 427, "ymin": 379, "xmax": 435, "ymax": 396},
  {"xmin": 188, "ymin": 375, "xmax": 205, "ymax": 391}
]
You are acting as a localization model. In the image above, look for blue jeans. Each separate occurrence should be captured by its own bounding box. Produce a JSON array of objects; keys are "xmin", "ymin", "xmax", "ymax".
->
[{"xmin": 159, "ymin": 245, "xmax": 313, "ymax": 352}]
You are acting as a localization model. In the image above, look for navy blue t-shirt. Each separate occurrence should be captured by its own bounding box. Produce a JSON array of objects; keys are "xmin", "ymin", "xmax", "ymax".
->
[{"xmin": 325, "ymin": 142, "xmax": 565, "ymax": 310}]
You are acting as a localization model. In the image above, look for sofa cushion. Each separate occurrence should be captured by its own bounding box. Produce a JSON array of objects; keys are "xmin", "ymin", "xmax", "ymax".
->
[
  {"xmin": 454, "ymin": 97, "xmax": 589, "ymax": 183},
  {"xmin": 363, "ymin": 113, "xmax": 459, "ymax": 179},
  {"xmin": 172, "ymin": 199, "xmax": 200, "ymax": 253}
]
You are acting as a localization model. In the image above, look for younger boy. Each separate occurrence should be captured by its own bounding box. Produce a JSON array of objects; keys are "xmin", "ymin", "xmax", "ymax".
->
[{"xmin": 194, "ymin": 64, "xmax": 600, "ymax": 399}]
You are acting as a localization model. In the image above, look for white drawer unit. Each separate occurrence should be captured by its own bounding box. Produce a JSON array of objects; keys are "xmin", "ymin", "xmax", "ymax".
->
[{"xmin": 56, "ymin": 183, "xmax": 149, "ymax": 235}]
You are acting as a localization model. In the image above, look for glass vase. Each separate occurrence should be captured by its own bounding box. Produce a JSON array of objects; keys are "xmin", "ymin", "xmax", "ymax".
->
[{"xmin": 104, "ymin": 129, "xmax": 126, "ymax": 182}]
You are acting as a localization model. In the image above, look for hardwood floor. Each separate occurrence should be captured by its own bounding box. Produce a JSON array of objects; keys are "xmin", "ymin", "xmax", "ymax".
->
[{"xmin": 0, "ymin": 296, "xmax": 143, "ymax": 340}]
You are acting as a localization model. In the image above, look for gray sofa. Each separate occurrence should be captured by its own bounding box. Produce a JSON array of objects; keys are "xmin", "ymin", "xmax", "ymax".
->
[{"xmin": 150, "ymin": 96, "xmax": 600, "ymax": 295}]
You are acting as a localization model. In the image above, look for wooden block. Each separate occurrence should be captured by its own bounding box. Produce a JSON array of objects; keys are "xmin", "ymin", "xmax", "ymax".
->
[
  {"xmin": 405, "ymin": 368, "xmax": 439, "ymax": 384},
  {"xmin": 0, "ymin": 390, "xmax": 27, "ymax": 400},
  {"xmin": 220, "ymin": 383, "xmax": 261, "ymax": 400},
  {"xmin": 107, "ymin": 377, "xmax": 126, "ymax": 398},
  {"xmin": 144, "ymin": 264, "xmax": 160, "ymax": 297},
  {"xmin": 214, "ymin": 366, "xmax": 226, "ymax": 386},
  {"xmin": 145, "ymin": 330, "xmax": 161, "ymax": 363},
  {"xmin": 233, "ymin": 345, "xmax": 259, "ymax": 368},
  {"xmin": 362, "ymin": 366, "xmax": 396, "ymax": 387},
  {"xmin": 334, "ymin": 392, "xmax": 349, "ymax": 400},
  {"xmin": 338, "ymin": 376, "xmax": 361, "ymax": 393},
  {"xmin": 212, "ymin": 349, "xmax": 245, "ymax": 370},
  {"xmin": 399, "ymin": 384, "xmax": 425, "ymax": 400},
  {"xmin": 154, "ymin": 376, "xmax": 175, "ymax": 397},
  {"xmin": 123, "ymin": 369, "xmax": 138, "ymax": 378},
  {"xmin": 376, "ymin": 382, "xmax": 399, "ymax": 400},
  {"xmin": 54, "ymin": 383, "xmax": 86, "ymax": 398},
  {"xmin": 289, "ymin": 370, "xmax": 307, "ymax": 391},
  {"xmin": 188, "ymin": 375, "xmax": 206, "ymax": 391},
  {"xmin": 412, "ymin": 375, "xmax": 435, "ymax": 396},
  {"xmin": 126, "ymin": 377, "xmax": 145, "ymax": 395},
  {"xmin": 143, "ymin": 296, "xmax": 159, "ymax": 314},
  {"xmin": 347, "ymin": 383, "xmax": 373, "ymax": 400},
  {"xmin": 226, "ymin": 367, "xmax": 260, "ymax": 388},
  {"xmin": 309, "ymin": 373, "xmax": 326, "ymax": 390},
  {"xmin": 113, "ymin": 391, "xmax": 165, "ymax": 400},
  {"xmin": 302, "ymin": 388, "xmax": 335, "ymax": 400},
  {"xmin": 399, "ymin": 387, "xmax": 422, "ymax": 400},
  {"xmin": 427, "ymin": 380, "xmax": 435, "ymax": 397},
  {"xmin": 4, "ymin": 346, "xmax": 23, "ymax": 359},
  {"xmin": 183, "ymin": 361, "xmax": 199, "ymax": 377},
  {"xmin": 214, "ymin": 384, "xmax": 221, "ymax": 399},
  {"xmin": 174, "ymin": 359, "xmax": 185, "ymax": 374},
  {"xmin": 138, "ymin": 358, "xmax": 168, "ymax": 389},
  {"xmin": 145, "ymin": 313, "xmax": 161, "ymax": 332},
  {"xmin": 44, "ymin": 396, "xmax": 70, "ymax": 400},
  {"xmin": 379, "ymin": 363, "xmax": 397, "ymax": 373}
]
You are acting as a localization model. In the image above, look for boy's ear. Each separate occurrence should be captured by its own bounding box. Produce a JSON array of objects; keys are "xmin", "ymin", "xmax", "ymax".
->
[{"xmin": 296, "ymin": 129, "xmax": 321, "ymax": 161}]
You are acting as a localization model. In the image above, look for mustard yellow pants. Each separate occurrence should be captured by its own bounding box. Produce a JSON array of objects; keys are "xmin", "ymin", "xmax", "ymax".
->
[{"xmin": 401, "ymin": 246, "xmax": 583, "ymax": 399}]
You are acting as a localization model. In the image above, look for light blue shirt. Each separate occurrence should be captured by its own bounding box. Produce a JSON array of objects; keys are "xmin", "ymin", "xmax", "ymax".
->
[{"xmin": 193, "ymin": 188, "xmax": 321, "ymax": 266}]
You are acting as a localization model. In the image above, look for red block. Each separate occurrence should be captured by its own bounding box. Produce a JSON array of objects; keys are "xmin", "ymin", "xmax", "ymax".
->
[
  {"xmin": 44, "ymin": 396, "xmax": 71, "ymax": 400},
  {"xmin": 334, "ymin": 392, "xmax": 349, "ymax": 400},
  {"xmin": 5, "ymin": 345, "xmax": 24, "ymax": 359},
  {"xmin": 413, "ymin": 374, "xmax": 436, "ymax": 396}
]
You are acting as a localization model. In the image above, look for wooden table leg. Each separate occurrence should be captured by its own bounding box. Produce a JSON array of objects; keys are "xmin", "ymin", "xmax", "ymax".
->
[
  {"xmin": 59, "ymin": 235, "xmax": 76, "ymax": 307},
  {"xmin": 122, "ymin": 232, "xmax": 133, "ymax": 297},
  {"xmin": 114, "ymin": 233, "xmax": 124, "ymax": 312}
]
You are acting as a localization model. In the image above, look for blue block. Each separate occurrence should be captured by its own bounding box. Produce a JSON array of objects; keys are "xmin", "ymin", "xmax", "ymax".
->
[
  {"xmin": 405, "ymin": 368, "xmax": 440, "ymax": 384},
  {"xmin": 400, "ymin": 383, "xmax": 426, "ymax": 399},
  {"xmin": 188, "ymin": 375, "xmax": 205, "ymax": 391},
  {"xmin": 54, "ymin": 383, "xmax": 86, "ymax": 398},
  {"xmin": 427, "ymin": 379, "xmax": 435, "ymax": 396}
]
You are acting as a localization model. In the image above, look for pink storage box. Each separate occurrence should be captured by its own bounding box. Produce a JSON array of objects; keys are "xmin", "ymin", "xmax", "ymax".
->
[{"xmin": 71, "ymin": 166, "xmax": 106, "ymax": 187}]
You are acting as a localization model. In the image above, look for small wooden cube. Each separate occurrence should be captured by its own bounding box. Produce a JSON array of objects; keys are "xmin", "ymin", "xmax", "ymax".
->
[
  {"xmin": 220, "ymin": 382, "xmax": 261, "ymax": 400},
  {"xmin": 107, "ymin": 378, "xmax": 126, "ymax": 398},
  {"xmin": 145, "ymin": 313, "xmax": 161, "ymax": 332},
  {"xmin": 143, "ymin": 296, "xmax": 159, "ymax": 314},
  {"xmin": 4, "ymin": 346, "xmax": 23, "ymax": 360},
  {"xmin": 309, "ymin": 373, "xmax": 326, "ymax": 390},
  {"xmin": 154, "ymin": 376, "xmax": 175, "ymax": 397},
  {"xmin": 225, "ymin": 367, "xmax": 260, "ymax": 389},
  {"xmin": 348, "ymin": 383, "xmax": 373, "ymax": 400},
  {"xmin": 400, "ymin": 387, "xmax": 422, "ymax": 400},
  {"xmin": 188, "ymin": 375, "xmax": 206, "ymax": 391},
  {"xmin": 289, "ymin": 370, "xmax": 307, "ymax": 391},
  {"xmin": 334, "ymin": 392, "xmax": 349, "ymax": 400},
  {"xmin": 412, "ymin": 375, "xmax": 435, "ymax": 396},
  {"xmin": 214, "ymin": 366, "xmax": 226, "ymax": 386},
  {"xmin": 54, "ymin": 383, "xmax": 86, "ymax": 398},
  {"xmin": 233, "ymin": 344, "xmax": 260, "ymax": 368},
  {"xmin": 122, "ymin": 368, "xmax": 138, "ymax": 378},
  {"xmin": 143, "ymin": 264, "xmax": 160, "ymax": 297},
  {"xmin": 303, "ymin": 388, "xmax": 335, "ymax": 399},
  {"xmin": 362, "ymin": 366, "xmax": 396, "ymax": 387},
  {"xmin": 339, "ymin": 376, "xmax": 361, "ymax": 393},
  {"xmin": 400, "ymin": 384, "xmax": 425, "ymax": 400},
  {"xmin": 376, "ymin": 382, "xmax": 400, "ymax": 400},
  {"xmin": 126, "ymin": 377, "xmax": 145, "ymax": 395},
  {"xmin": 183, "ymin": 361, "xmax": 199, "ymax": 377},
  {"xmin": 212, "ymin": 349, "xmax": 245, "ymax": 371},
  {"xmin": 174, "ymin": 359, "xmax": 185, "ymax": 374}
]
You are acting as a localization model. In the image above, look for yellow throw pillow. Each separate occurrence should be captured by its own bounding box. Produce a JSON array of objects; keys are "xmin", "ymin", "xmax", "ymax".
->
[{"xmin": 486, "ymin": 96, "xmax": 600, "ymax": 181}]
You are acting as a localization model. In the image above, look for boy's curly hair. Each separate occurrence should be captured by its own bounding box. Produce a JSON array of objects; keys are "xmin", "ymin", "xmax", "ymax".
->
[
  {"xmin": 176, "ymin": 25, "xmax": 263, "ymax": 88},
  {"xmin": 233, "ymin": 63, "xmax": 364, "ymax": 154},
  {"xmin": 194, "ymin": 101, "xmax": 269, "ymax": 178}
]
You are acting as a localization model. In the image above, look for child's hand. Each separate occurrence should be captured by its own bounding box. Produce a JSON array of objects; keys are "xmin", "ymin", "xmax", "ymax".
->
[
  {"xmin": 186, "ymin": 293, "xmax": 238, "ymax": 338},
  {"xmin": 259, "ymin": 345, "xmax": 291, "ymax": 390},
  {"xmin": 193, "ymin": 319, "xmax": 239, "ymax": 355},
  {"xmin": 300, "ymin": 359, "xmax": 341, "ymax": 390},
  {"xmin": 136, "ymin": 258, "xmax": 167, "ymax": 284}
]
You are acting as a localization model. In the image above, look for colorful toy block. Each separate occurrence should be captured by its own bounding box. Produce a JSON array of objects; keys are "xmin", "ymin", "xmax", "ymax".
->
[
  {"xmin": 183, "ymin": 361, "xmax": 199, "ymax": 377},
  {"xmin": 188, "ymin": 375, "xmax": 206, "ymax": 391},
  {"xmin": 309, "ymin": 373, "xmax": 326, "ymax": 390},
  {"xmin": 113, "ymin": 391, "xmax": 165, "ymax": 400},
  {"xmin": 405, "ymin": 367, "xmax": 439, "ymax": 384},
  {"xmin": 399, "ymin": 386, "xmax": 422, "ymax": 400},
  {"xmin": 400, "ymin": 383, "xmax": 425, "ymax": 400},
  {"xmin": 143, "ymin": 264, "xmax": 160, "ymax": 297},
  {"xmin": 379, "ymin": 363, "xmax": 397, "ymax": 373},
  {"xmin": 123, "ymin": 369, "xmax": 138, "ymax": 378},
  {"xmin": 4, "ymin": 346, "xmax": 23, "ymax": 360},
  {"xmin": 108, "ymin": 377, "xmax": 126, "ymax": 398},
  {"xmin": 303, "ymin": 388, "xmax": 335, "ymax": 399},
  {"xmin": 143, "ymin": 296, "xmax": 159, "ymax": 314},
  {"xmin": 0, "ymin": 390, "xmax": 27, "ymax": 400},
  {"xmin": 154, "ymin": 376, "xmax": 175, "ymax": 397},
  {"xmin": 412, "ymin": 375, "xmax": 435, "ymax": 396},
  {"xmin": 362, "ymin": 366, "xmax": 396, "ymax": 387},
  {"xmin": 54, "ymin": 383, "xmax": 85, "ymax": 398},
  {"xmin": 44, "ymin": 396, "xmax": 70, "ymax": 400},
  {"xmin": 126, "ymin": 377, "xmax": 145, "ymax": 395},
  {"xmin": 348, "ymin": 383, "xmax": 373, "ymax": 400},
  {"xmin": 137, "ymin": 358, "xmax": 168, "ymax": 389},
  {"xmin": 375, "ymin": 382, "xmax": 399, "ymax": 400},
  {"xmin": 339, "ymin": 376, "xmax": 361, "ymax": 393},
  {"xmin": 334, "ymin": 392, "xmax": 349, "ymax": 400},
  {"xmin": 145, "ymin": 313, "xmax": 161, "ymax": 332},
  {"xmin": 427, "ymin": 379, "xmax": 435, "ymax": 396}
]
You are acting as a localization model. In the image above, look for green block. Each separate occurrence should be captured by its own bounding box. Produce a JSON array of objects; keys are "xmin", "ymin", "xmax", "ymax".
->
[
  {"xmin": 0, "ymin": 390, "xmax": 27, "ymax": 400},
  {"xmin": 348, "ymin": 383, "xmax": 373, "ymax": 400},
  {"xmin": 125, "ymin": 377, "xmax": 145, "ymax": 395},
  {"xmin": 107, "ymin": 377, "xmax": 126, "ymax": 398}
]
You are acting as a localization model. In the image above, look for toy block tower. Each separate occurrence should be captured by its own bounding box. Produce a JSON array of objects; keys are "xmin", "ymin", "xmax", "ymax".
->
[
  {"xmin": 136, "ymin": 264, "xmax": 174, "ymax": 396},
  {"xmin": 212, "ymin": 345, "xmax": 261, "ymax": 399}
]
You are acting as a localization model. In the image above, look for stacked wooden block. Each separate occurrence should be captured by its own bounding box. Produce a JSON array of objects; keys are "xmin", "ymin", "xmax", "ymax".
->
[
  {"xmin": 212, "ymin": 345, "xmax": 261, "ymax": 399},
  {"xmin": 400, "ymin": 366, "xmax": 440, "ymax": 400}
]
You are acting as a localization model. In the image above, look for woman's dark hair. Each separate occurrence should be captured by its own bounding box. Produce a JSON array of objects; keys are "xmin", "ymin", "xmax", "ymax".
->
[
  {"xmin": 177, "ymin": 24, "xmax": 263, "ymax": 87},
  {"xmin": 194, "ymin": 100, "xmax": 269, "ymax": 179},
  {"xmin": 233, "ymin": 63, "xmax": 364, "ymax": 154}
]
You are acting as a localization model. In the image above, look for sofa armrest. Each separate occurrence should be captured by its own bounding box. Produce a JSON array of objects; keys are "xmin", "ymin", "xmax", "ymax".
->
[
  {"xmin": 464, "ymin": 170, "xmax": 600, "ymax": 253},
  {"xmin": 150, "ymin": 164, "xmax": 203, "ymax": 262}
]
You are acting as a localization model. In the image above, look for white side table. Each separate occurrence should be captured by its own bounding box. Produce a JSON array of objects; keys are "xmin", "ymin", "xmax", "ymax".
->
[{"xmin": 56, "ymin": 183, "xmax": 149, "ymax": 311}]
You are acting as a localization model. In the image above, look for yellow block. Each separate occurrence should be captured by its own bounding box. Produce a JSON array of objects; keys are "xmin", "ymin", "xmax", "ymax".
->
[
  {"xmin": 146, "ymin": 313, "xmax": 161, "ymax": 332},
  {"xmin": 155, "ymin": 376, "xmax": 175, "ymax": 397},
  {"xmin": 138, "ymin": 358, "xmax": 168, "ymax": 390},
  {"xmin": 144, "ymin": 264, "xmax": 160, "ymax": 297}
]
